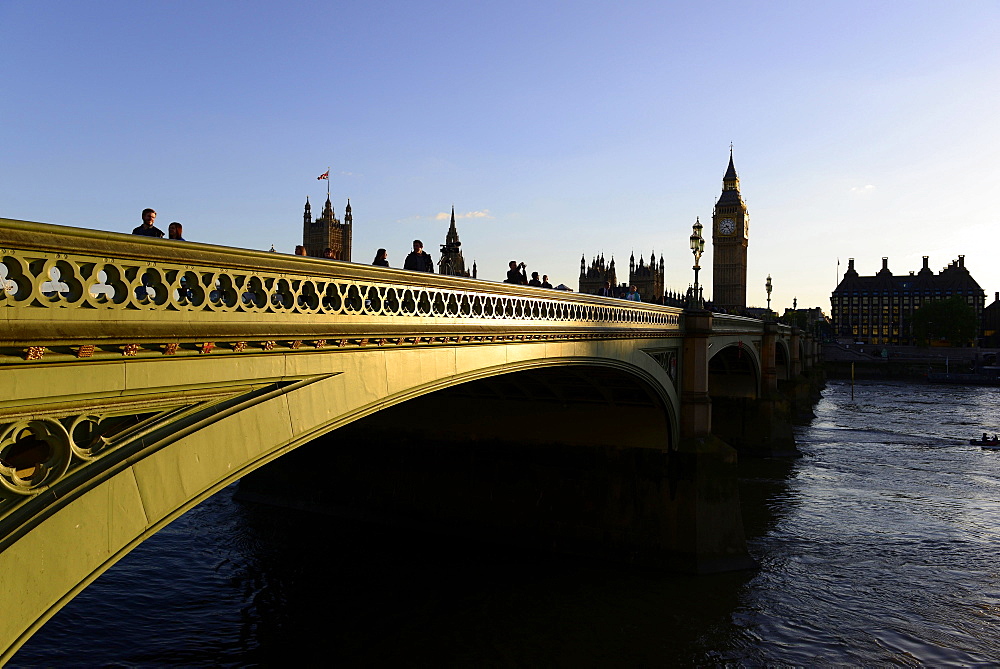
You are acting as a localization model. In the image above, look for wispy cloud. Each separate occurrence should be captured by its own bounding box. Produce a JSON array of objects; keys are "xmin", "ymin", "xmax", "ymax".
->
[
  {"xmin": 435, "ymin": 209, "xmax": 493, "ymax": 221},
  {"xmin": 850, "ymin": 184, "xmax": 876, "ymax": 193}
]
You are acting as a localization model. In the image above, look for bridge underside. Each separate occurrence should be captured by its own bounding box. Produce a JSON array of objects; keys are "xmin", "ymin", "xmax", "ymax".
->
[
  {"xmin": 238, "ymin": 365, "xmax": 682, "ymax": 563},
  {"xmin": 358, "ymin": 365, "xmax": 672, "ymax": 448}
]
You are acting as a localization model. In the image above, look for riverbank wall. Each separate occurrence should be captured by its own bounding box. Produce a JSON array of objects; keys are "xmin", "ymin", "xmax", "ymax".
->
[{"xmin": 823, "ymin": 344, "xmax": 1000, "ymax": 381}]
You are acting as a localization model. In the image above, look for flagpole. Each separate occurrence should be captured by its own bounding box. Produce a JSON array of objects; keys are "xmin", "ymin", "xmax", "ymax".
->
[{"xmin": 326, "ymin": 166, "xmax": 330, "ymax": 200}]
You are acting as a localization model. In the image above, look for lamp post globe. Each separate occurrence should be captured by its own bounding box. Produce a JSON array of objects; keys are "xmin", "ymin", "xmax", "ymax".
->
[
  {"xmin": 688, "ymin": 217, "xmax": 705, "ymax": 308},
  {"xmin": 765, "ymin": 274, "xmax": 773, "ymax": 316}
]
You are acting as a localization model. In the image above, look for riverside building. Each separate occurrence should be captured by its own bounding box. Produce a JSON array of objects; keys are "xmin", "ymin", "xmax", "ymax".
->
[{"xmin": 830, "ymin": 256, "xmax": 985, "ymax": 345}]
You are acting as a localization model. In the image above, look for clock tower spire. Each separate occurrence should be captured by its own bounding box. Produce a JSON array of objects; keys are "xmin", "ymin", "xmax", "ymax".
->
[{"xmin": 712, "ymin": 148, "xmax": 749, "ymax": 312}]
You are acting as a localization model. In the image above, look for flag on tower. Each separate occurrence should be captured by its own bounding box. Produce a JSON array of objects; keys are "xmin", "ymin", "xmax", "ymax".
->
[{"xmin": 317, "ymin": 170, "xmax": 330, "ymax": 180}]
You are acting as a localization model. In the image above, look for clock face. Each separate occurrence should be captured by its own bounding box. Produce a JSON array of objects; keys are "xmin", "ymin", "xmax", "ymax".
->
[{"xmin": 719, "ymin": 218, "xmax": 736, "ymax": 235}]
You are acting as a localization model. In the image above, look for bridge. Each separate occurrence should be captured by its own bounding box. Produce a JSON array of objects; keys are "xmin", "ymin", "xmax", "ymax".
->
[{"xmin": 0, "ymin": 218, "xmax": 820, "ymax": 661}]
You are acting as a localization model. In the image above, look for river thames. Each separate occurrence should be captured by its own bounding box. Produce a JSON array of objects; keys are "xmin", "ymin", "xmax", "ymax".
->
[{"xmin": 12, "ymin": 379, "xmax": 1000, "ymax": 666}]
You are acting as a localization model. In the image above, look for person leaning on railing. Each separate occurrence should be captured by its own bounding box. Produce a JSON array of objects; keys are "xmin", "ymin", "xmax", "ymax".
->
[
  {"xmin": 403, "ymin": 240, "xmax": 434, "ymax": 272},
  {"xmin": 132, "ymin": 208, "xmax": 164, "ymax": 238}
]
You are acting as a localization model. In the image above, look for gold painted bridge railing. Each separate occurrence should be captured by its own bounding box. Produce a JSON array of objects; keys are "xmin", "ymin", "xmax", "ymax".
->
[{"xmin": 1, "ymin": 218, "xmax": 683, "ymax": 364}]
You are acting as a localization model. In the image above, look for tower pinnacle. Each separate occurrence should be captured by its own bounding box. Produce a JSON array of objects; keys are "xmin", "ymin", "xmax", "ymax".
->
[
  {"xmin": 438, "ymin": 204, "xmax": 469, "ymax": 276},
  {"xmin": 723, "ymin": 149, "xmax": 738, "ymax": 186}
]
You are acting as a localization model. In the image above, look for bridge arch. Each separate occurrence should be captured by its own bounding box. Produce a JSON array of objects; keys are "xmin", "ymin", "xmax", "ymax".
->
[
  {"xmin": 707, "ymin": 339, "xmax": 761, "ymax": 399},
  {"xmin": 0, "ymin": 340, "xmax": 680, "ymax": 661},
  {"xmin": 775, "ymin": 339, "xmax": 791, "ymax": 381}
]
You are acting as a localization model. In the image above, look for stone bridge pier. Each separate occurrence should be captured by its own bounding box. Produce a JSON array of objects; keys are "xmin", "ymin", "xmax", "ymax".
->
[{"xmin": 708, "ymin": 321, "xmax": 800, "ymax": 457}]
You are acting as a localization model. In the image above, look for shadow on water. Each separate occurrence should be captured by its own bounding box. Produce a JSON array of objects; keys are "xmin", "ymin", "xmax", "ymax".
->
[
  {"xmin": 12, "ymin": 482, "xmax": 766, "ymax": 667},
  {"xmin": 11, "ymin": 432, "xmax": 804, "ymax": 668},
  {"xmin": 227, "ymin": 505, "xmax": 759, "ymax": 667}
]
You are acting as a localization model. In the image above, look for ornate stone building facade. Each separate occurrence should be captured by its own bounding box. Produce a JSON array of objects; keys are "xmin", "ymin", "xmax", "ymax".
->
[
  {"xmin": 579, "ymin": 254, "xmax": 617, "ymax": 294},
  {"xmin": 302, "ymin": 196, "xmax": 352, "ymax": 260},
  {"xmin": 831, "ymin": 256, "xmax": 985, "ymax": 345},
  {"xmin": 629, "ymin": 252, "xmax": 664, "ymax": 302},
  {"xmin": 712, "ymin": 152, "xmax": 749, "ymax": 312},
  {"xmin": 438, "ymin": 206, "xmax": 476, "ymax": 278},
  {"xmin": 579, "ymin": 252, "xmax": 669, "ymax": 301}
]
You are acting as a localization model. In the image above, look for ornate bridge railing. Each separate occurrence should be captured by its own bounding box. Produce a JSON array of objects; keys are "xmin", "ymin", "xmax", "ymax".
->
[{"xmin": 1, "ymin": 218, "xmax": 682, "ymax": 364}]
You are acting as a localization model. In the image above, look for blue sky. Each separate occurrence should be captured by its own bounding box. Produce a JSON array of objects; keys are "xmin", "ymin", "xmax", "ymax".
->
[{"xmin": 3, "ymin": 1, "xmax": 998, "ymax": 311}]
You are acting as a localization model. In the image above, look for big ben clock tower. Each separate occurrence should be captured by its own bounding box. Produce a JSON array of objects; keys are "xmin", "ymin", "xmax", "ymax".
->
[{"xmin": 712, "ymin": 149, "xmax": 749, "ymax": 312}]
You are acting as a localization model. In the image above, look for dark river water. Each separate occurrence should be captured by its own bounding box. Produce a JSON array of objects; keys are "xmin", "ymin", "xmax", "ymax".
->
[{"xmin": 12, "ymin": 379, "xmax": 1000, "ymax": 666}]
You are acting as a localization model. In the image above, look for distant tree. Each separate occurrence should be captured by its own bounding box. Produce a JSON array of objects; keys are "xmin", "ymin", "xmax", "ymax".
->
[
  {"xmin": 781, "ymin": 310, "xmax": 808, "ymax": 329},
  {"xmin": 911, "ymin": 296, "xmax": 979, "ymax": 346}
]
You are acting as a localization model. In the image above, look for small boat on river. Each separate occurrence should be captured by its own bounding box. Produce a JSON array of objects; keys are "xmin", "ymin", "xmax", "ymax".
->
[{"xmin": 970, "ymin": 437, "xmax": 1000, "ymax": 449}]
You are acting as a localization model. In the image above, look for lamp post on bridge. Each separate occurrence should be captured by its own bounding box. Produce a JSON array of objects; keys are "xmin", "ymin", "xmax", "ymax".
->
[
  {"xmin": 688, "ymin": 217, "xmax": 705, "ymax": 308},
  {"xmin": 765, "ymin": 274, "xmax": 772, "ymax": 318}
]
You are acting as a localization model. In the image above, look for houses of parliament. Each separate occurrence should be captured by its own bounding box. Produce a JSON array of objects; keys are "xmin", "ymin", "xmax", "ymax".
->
[
  {"xmin": 579, "ymin": 152, "xmax": 751, "ymax": 310},
  {"xmin": 301, "ymin": 195, "xmax": 352, "ymax": 261},
  {"xmin": 301, "ymin": 152, "xmax": 753, "ymax": 307}
]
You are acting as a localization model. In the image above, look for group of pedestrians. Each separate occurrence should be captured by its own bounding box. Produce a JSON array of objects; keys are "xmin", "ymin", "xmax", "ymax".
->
[
  {"xmin": 371, "ymin": 241, "xmax": 559, "ymax": 289},
  {"xmin": 131, "ymin": 208, "xmax": 185, "ymax": 240},
  {"xmin": 596, "ymin": 280, "xmax": 641, "ymax": 301},
  {"xmin": 503, "ymin": 261, "xmax": 553, "ymax": 288}
]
